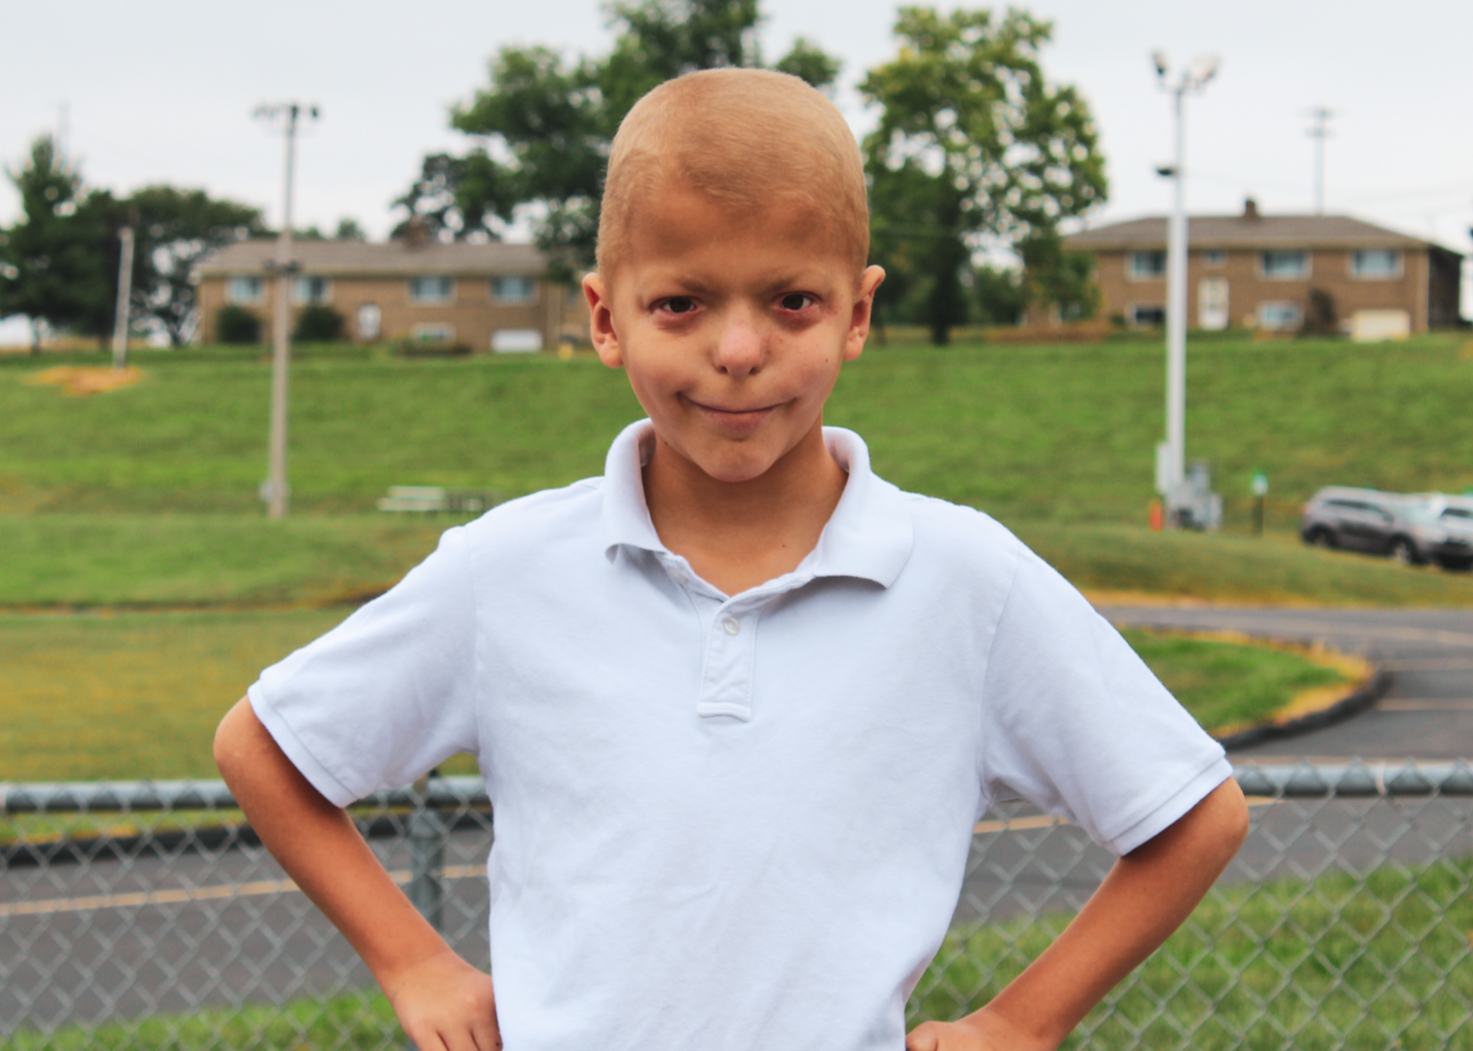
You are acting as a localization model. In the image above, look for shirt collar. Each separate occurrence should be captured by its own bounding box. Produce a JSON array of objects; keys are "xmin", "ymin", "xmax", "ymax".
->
[{"xmin": 600, "ymin": 419, "xmax": 914, "ymax": 588}]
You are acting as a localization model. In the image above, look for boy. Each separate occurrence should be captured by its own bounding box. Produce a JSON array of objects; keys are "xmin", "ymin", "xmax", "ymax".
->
[{"xmin": 215, "ymin": 69, "xmax": 1248, "ymax": 1051}]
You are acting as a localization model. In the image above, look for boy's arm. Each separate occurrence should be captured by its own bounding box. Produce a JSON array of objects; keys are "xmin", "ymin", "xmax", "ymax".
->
[
  {"xmin": 214, "ymin": 698, "xmax": 500, "ymax": 1051},
  {"xmin": 907, "ymin": 777, "xmax": 1249, "ymax": 1051}
]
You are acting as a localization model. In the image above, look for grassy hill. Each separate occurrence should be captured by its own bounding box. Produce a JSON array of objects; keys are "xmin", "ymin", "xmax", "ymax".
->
[{"xmin": 3, "ymin": 331, "xmax": 1473, "ymax": 607}]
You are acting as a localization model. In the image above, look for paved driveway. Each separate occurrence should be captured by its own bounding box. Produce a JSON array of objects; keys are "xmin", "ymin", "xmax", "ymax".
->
[{"xmin": 1097, "ymin": 605, "xmax": 1473, "ymax": 760}]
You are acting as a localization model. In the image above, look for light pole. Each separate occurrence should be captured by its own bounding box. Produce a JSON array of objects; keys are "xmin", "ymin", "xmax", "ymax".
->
[
  {"xmin": 1152, "ymin": 51, "xmax": 1218, "ymax": 518},
  {"xmin": 1305, "ymin": 106, "xmax": 1334, "ymax": 215},
  {"xmin": 253, "ymin": 101, "xmax": 319, "ymax": 520}
]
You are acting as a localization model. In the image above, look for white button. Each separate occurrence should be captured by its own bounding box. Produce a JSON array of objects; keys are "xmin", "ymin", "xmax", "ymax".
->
[
  {"xmin": 722, "ymin": 616, "xmax": 741, "ymax": 636},
  {"xmin": 672, "ymin": 572, "xmax": 688, "ymax": 585}
]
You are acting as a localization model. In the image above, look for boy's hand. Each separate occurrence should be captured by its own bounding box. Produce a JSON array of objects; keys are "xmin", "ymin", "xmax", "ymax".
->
[
  {"xmin": 907, "ymin": 1009, "xmax": 1042, "ymax": 1051},
  {"xmin": 384, "ymin": 947, "xmax": 501, "ymax": 1051}
]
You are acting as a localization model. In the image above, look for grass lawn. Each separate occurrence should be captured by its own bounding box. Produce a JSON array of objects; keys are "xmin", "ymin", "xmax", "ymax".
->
[
  {"xmin": 6, "ymin": 333, "xmax": 1473, "ymax": 608},
  {"xmin": 4, "ymin": 859, "xmax": 1463, "ymax": 1051},
  {"xmin": 0, "ymin": 611, "xmax": 1343, "ymax": 787},
  {"xmin": 912, "ymin": 860, "xmax": 1473, "ymax": 1051}
]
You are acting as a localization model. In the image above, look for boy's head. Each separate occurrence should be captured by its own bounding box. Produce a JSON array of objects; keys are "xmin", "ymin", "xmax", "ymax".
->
[
  {"xmin": 584, "ymin": 68, "xmax": 884, "ymax": 489},
  {"xmin": 596, "ymin": 68, "xmax": 869, "ymax": 283}
]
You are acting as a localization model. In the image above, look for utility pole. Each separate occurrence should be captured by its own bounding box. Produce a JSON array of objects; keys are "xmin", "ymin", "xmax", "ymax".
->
[
  {"xmin": 1305, "ymin": 106, "xmax": 1334, "ymax": 215},
  {"xmin": 111, "ymin": 220, "xmax": 135, "ymax": 370},
  {"xmin": 1152, "ymin": 51, "xmax": 1218, "ymax": 516},
  {"xmin": 253, "ymin": 101, "xmax": 319, "ymax": 520}
]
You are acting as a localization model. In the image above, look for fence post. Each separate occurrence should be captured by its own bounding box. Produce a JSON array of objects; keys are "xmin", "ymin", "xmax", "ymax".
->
[
  {"xmin": 404, "ymin": 772, "xmax": 447, "ymax": 1051},
  {"xmin": 407, "ymin": 772, "xmax": 446, "ymax": 931}
]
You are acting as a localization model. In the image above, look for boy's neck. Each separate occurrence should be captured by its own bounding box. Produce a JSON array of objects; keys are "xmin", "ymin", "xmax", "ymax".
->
[{"xmin": 641, "ymin": 419, "xmax": 848, "ymax": 597}]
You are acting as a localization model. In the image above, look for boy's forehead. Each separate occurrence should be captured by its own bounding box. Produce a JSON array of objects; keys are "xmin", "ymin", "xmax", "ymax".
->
[{"xmin": 615, "ymin": 180, "xmax": 854, "ymax": 280}]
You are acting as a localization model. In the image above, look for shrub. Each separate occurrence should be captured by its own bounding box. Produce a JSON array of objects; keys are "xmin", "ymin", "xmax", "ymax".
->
[
  {"xmin": 216, "ymin": 305, "xmax": 262, "ymax": 344},
  {"xmin": 294, "ymin": 304, "xmax": 346, "ymax": 342}
]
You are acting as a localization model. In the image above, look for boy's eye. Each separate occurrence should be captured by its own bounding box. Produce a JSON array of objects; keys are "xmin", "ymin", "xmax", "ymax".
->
[
  {"xmin": 779, "ymin": 293, "xmax": 814, "ymax": 312},
  {"xmin": 662, "ymin": 297, "xmax": 697, "ymax": 315}
]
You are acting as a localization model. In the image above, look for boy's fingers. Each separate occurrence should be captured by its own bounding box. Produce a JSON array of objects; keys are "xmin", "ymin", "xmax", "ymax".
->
[
  {"xmin": 470, "ymin": 1015, "xmax": 503, "ymax": 1051},
  {"xmin": 905, "ymin": 1022, "xmax": 941, "ymax": 1051}
]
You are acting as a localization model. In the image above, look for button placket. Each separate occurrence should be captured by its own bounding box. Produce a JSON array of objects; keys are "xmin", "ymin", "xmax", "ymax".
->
[{"xmin": 696, "ymin": 601, "xmax": 761, "ymax": 720}]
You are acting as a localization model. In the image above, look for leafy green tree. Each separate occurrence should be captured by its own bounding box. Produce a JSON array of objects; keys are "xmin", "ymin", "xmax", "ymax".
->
[
  {"xmin": 334, "ymin": 217, "xmax": 367, "ymax": 240},
  {"xmin": 861, "ymin": 7, "xmax": 1107, "ymax": 344},
  {"xmin": 1, "ymin": 136, "xmax": 117, "ymax": 353},
  {"xmin": 122, "ymin": 185, "xmax": 265, "ymax": 345},
  {"xmin": 394, "ymin": 0, "xmax": 841, "ymax": 277}
]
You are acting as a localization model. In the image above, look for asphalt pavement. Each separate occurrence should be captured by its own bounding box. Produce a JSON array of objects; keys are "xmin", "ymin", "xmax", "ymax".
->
[{"xmin": 1098, "ymin": 604, "xmax": 1473, "ymax": 760}]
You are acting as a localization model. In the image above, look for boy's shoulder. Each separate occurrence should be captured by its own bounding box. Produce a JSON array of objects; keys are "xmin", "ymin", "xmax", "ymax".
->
[
  {"xmin": 457, "ymin": 475, "xmax": 607, "ymax": 550},
  {"xmin": 894, "ymin": 486, "xmax": 1032, "ymax": 576}
]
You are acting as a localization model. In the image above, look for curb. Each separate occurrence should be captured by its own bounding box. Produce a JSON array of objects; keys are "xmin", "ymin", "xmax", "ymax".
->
[{"xmin": 1215, "ymin": 669, "xmax": 1392, "ymax": 752}]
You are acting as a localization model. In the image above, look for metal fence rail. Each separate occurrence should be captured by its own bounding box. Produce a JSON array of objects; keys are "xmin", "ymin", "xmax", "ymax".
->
[{"xmin": 4, "ymin": 763, "xmax": 1472, "ymax": 1050}]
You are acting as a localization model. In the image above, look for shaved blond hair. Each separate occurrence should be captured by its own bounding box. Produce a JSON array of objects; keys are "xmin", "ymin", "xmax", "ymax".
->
[{"xmin": 597, "ymin": 68, "xmax": 869, "ymax": 279}]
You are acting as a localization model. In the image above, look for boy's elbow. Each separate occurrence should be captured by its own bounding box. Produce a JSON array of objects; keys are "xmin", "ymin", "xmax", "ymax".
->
[
  {"xmin": 213, "ymin": 696, "xmax": 255, "ymax": 783},
  {"xmin": 1213, "ymin": 775, "xmax": 1251, "ymax": 856}
]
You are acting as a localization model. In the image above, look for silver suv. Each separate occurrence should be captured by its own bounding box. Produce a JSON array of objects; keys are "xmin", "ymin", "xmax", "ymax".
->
[{"xmin": 1300, "ymin": 487, "xmax": 1473, "ymax": 569}]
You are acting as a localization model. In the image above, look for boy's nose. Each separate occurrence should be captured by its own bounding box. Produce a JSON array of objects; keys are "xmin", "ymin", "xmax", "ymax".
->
[{"xmin": 712, "ymin": 310, "xmax": 764, "ymax": 378}]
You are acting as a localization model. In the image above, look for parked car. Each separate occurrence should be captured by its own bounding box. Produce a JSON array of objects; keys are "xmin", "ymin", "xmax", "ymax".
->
[{"xmin": 1300, "ymin": 487, "xmax": 1473, "ymax": 569}]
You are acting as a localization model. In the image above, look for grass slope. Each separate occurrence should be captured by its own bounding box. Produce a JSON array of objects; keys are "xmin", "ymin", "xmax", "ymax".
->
[
  {"xmin": 0, "ymin": 612, "xmax": 1342, "ymax": 784},
  {"xmin": 6, "ymin": 333, "xmax": 1473, "ymax": 526},
  {"xmin": 6, "ymin": 334, "xmax": 1473, "ymax": 607}
]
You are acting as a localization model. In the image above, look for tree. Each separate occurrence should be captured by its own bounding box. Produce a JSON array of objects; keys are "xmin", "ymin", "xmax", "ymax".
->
[
  {"xmin": 394, "ymin": 0, "xmax": 841, "ymax": 277},
  {"xmin": 860, "ymin": 7, "xmax": 1107, "ymax": 344},
  {"xmin": 121, "ymin": 185, "xmax": 266, "ymax": 345},
  {"xmin": 1, "ymin": 136, "xmax": 117, "ymax": 353},
  {"xmin": 334, "ymin": 217, "xmax": 367, "ymax": 240}
]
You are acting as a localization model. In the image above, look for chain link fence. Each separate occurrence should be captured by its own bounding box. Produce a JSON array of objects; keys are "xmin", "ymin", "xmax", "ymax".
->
[{"xmin": 3, "ymin": 762, "xmax": 1472, "ymax": 1050}]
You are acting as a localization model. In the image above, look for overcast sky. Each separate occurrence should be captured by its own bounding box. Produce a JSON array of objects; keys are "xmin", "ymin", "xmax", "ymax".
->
[{"xmin": 3, "ymin": 0, "xmax": 1469, "ymax": 272}]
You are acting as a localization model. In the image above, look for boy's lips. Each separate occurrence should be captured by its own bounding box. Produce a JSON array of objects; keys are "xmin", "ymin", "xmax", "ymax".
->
[{"xmin": 687, "ymin": 398, "xmax": 782, "ymax": 432}]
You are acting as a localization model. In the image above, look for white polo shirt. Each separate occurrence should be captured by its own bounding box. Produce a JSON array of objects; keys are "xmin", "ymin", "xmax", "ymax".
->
[{"xmin": 250, "ymin": 419, "xmax": 1230, "ymax": 1051}]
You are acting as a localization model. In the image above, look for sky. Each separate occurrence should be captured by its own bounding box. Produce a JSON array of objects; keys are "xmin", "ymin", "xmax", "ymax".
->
[{"xmin": 2, "ymin": 0, "xmax": 1470, "ymax": 338}]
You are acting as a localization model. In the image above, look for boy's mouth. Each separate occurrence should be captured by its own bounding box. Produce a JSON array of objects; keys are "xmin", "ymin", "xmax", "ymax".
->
[{"xmin": 687, "ymin": 398, "xmax": 781, "ymax": 432}]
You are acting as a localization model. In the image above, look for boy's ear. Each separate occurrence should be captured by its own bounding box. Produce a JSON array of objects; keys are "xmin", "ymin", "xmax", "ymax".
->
[
  {"xmin": 843, "ymin": 265, "xmax": 886, "ymax": 362},
  {"xmin": 583, "ymin": 273, "xmax": 624, "ymax": 368}
]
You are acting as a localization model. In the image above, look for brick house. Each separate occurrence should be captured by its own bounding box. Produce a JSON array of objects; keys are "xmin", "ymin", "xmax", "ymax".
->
[
  {"xmin": 1061, "ymin": 200, "xmax": 1463, "ymax": 338},
  {"xmin": 194, "ymin": 237, "xmax": 589, "ymax": 351}
]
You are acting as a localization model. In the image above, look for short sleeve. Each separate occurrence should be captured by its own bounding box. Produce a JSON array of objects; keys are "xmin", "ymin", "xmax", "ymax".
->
[
  {"xmin": 247, "ymin": 525, "xmax": 480, "ymax": 807},
  {"xmin": 979, "ymin": 548, "xmax": 1232, "ymax": 855}
]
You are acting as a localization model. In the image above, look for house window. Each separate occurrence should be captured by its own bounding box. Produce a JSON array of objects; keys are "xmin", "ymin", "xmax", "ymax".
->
[
  {"xmin": 411, "ymin": 323, "xmax": 456, "ymax": 344},
  {"xmin": 408, "ymin": 276, "xmax": 454, "ymax": 303},
  {"xmin": 1130, "ymin": 304, "xmax": 1166, "ymax": 327},
  {"xmin": 294, "ymin": 276, "xmax": 330, "ymax": 304},
  {"xmin": 1257, "ymin": 301, "xmax": 1303, "ymax": 330},
  {"xmin": 491, "ymin": 276, "xmax": 536, "ymax": 303},
  {"xmin": 1260, "ymin": 250, "xmax": 1309, "ymax": 279},
  {"xmin": 228, "ymin": 276, "xmax": 263, "ymax": 303},
  {"xmin": 1129, "ymin": 251, "xmax": 1167, "ymax": 278},
  {"xmin": 1204, "ymin": 250, "xmax": 1226, "ymax": 266},
  {"xmin": 1352, "ymin": 249, "xmax": 1402, "ymax": 278}
]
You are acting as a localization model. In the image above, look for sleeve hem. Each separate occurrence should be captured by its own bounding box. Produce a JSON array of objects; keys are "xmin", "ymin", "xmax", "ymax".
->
[
  {"xmin": 247, "ymin": 682, "xmax": 362, "ymax": 808},
  {"xmin": 1104, "ymin": 754, "xmax": 1234, "ymax": 856}
]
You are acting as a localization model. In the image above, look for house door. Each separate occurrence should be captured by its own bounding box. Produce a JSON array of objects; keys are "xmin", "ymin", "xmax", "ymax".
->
[
  {"xmin": 1198, "ymin": 277, "xmax": 1229, "ymax": 330},
  {"xmin": 356, "ymin": 303, "xmax": 382, "ymax": 342}
]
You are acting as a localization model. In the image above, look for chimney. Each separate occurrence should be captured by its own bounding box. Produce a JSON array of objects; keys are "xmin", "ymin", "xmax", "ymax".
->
[
  {"xmin": 1242, "ymin": 197, "xmax": 1260, "ymax": 220},
  {"xmin": 402, "ymin": 216, "xmax": 429, "ymax": 249}
]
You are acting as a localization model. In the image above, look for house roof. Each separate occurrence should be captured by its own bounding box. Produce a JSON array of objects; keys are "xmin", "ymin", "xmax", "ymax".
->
[
  {"xmin": 195, "ymin": 238, "xmax": 547, "ymax": 277},
  {"xmin": 1064, "ymin": 213, "xmax": 1449, "ymax": 253}
]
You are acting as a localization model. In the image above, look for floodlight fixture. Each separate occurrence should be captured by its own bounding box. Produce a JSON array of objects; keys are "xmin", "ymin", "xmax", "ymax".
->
[
  {"xmin": 1151, "ymin": 49, "xmax": 1169, "ymax": 78},
  {"xmin": 1189, "ymin": 53, "xmax": 1220, "ymax": 85}
]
